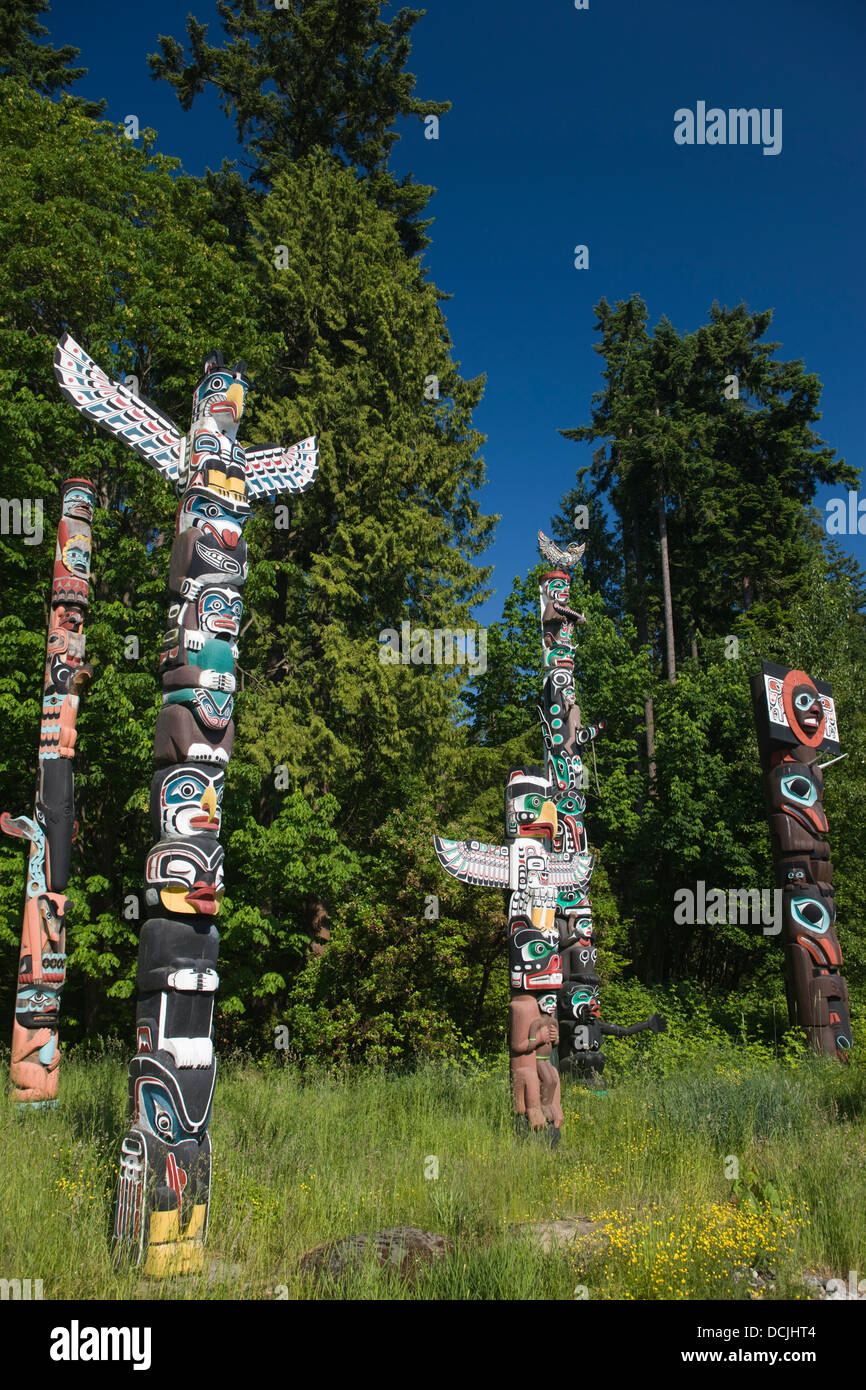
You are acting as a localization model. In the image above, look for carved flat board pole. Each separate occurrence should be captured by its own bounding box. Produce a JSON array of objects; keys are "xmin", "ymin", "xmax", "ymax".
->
[{"xmin": 751, "ymin": 662, "xmax": 852, "ymax": 1059}]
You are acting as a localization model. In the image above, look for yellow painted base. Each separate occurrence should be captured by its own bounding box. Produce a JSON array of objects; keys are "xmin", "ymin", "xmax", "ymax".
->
[{"xmin": 142, "ymin": 1203, "xmax": 207, "ymax": 1277}]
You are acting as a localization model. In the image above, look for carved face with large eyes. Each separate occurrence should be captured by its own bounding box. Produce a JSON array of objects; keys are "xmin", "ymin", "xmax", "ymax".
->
[
  {"xmin": 790, "ymin": 686, "xmax": 823, "ymax": 738},
  {"xmin": 509, "ymin": 924, "xmax": 563, "ymax": 991},
  {"xmin": 60, "ymin": 532, "xmax": 91, "ymax": 577},
  {"xmin": 540, "ymin": 572, "xmax": 583, "ymax": 659},
  {"xmin": 192, "ymin": 353, "xmax": 250, "ymax": 431},
  {"xmin": 781, "ymin": 670, "xmax": 826, "ymax": 746},
  {"xmin": 151, "ymin": 763, "xmax": 224, "ymax": 840},
  {"xmin": 560, "ymin": 981, "xmax": 601, "ymax": 1023},
  {"xmin": 197, "ymin": 587, "xmax": 243, "ymax": 639},
  {"xmin": 144, "ymin": 836, "xmax": 225, "ymax": 916},
  {"xmin": 15, "ymin": 983, "xmax": 61, "ymax": 1031},
  {"xmin": 61, "ymin": 483, "xmax": 95, "ymax": 526},
  {"xmin": 505, "ymin": 771, "xmax": 558, "ymax": 845},
  {"xmin": 178, "ymin": 490, "xmax": 248, "ymax": 547}
]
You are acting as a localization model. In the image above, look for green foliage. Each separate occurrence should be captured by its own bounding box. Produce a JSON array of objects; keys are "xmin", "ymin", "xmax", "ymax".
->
[
  {"xmin": 279, "ymin": 797, "xmax": 507, "ymax": 1065},
  {"xmin": 0, "ymin": 44, "xmax": 863, "ymax": 1071},
  {"xmin": 0, "ymin": 79, "xmax": 259, "ymax": 1034},
  {"xmin": 149, "ymin": 0, "xmax": 448, "ymax": 254},
  {"xmin": 2, "ymin": 1052, "xmax": 863, "ymax": 1299},
  {"xmin": 0, "ymin": 0, "xmax": 101, "ymax": 112},
  {"xmin": 0, "ymin": 79, "xmax": 496, "ymax": 1053}
]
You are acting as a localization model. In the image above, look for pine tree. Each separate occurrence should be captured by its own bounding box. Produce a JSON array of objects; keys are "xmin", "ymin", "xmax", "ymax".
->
[
  {"xmin": 0, "ymin": 83, "xmax": 257, "ymax": 1035},
  {"xmin": 233, "ymin": 152, "xmax": 494, "ymax": 840},
  {"xmin": 0, "ymin": 0, "xmax": 104, "ymax": 114},
  {"xmin": 148, "ymin": 0, "xmax": 448, "ymax": 255}
]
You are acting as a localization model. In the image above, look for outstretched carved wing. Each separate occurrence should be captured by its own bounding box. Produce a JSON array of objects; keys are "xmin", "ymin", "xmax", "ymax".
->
[
  {"xmin": 433, "ymin": 836, "xmax": 510, "ymax": 887},
  {"xmin": 243, "ymin": 437, "xmax": 319, "ymax": 498},
  {"xmin": 54, "ymin": 334, "xmax": 184, "ymax": 484},
  {"xmin": 549, "ymin": 850, "xmax": 595, "ymax": 891},
  {"xmin": 538, "ymin": 529, "xmax": 585, "ymax": 569}
]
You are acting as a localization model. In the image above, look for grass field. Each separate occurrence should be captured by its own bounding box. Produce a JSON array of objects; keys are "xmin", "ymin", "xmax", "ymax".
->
[{"xmin": 1, "ymin": 1045, "xmax": 864, "ymax": 1300}]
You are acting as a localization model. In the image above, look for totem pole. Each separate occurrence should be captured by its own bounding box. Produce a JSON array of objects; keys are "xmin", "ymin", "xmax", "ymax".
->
[
  {"xmin": 434, "ymin": 531, "xmax": 663, "ymax": 1139},
  {"xmin": 751, "ymin": 661, "xmax": 852, "ymax": 1059},
  {"xmin": 2, "ymin": 479, "xmax": 95, "ymax": 1106},
  {"xmin": 53, "ymin": 335, "xmax": 318, "ymax": 1272}
]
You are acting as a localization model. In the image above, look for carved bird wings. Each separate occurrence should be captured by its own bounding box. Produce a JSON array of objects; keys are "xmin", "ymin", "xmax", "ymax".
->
[
  {"xmin": 243, "ymin": 437, "xmax": 319, "ymax": 498},
  {"xmin": 434, "ymin": 836, "xmax": 595, "ymax": 893},
  {"xmin": 54, "ymin": 334, "xmax": 319, "ymax": 497},
  {"xmin": 538, "ymin": 530, "xmax": 586, "ymax": 569},
  {"xmin": 433, "ymin": 837, "xmax": 510, "ymax": 887},
  {"xmin": 54, "ymin": 334, "xmax": 184, "ymax": 484}
]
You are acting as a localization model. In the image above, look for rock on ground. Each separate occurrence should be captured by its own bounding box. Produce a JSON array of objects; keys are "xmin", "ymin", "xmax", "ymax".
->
[{"xmin": 298, "ymin": 1226, "xmax": 454, "ymax": 1283}]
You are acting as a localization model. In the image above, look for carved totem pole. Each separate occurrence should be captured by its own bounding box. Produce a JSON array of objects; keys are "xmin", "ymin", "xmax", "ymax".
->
[
  {"xmin": 434, "ymin": 531, "xmax": 663, "ymax": 1141},
  {"xmin": 54, "ymin": 335, "xmax": 318, "ymax": 1272},
  {"xmin": 751, "ymin": 661, "xmax": 853, "ymax": 1059},
  {"xmin": 2, "ymin": 479, "xmax": 95, "ymax": 1106}
]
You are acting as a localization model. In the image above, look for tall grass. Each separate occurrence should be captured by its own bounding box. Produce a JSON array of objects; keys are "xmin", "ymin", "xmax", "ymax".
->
[{"xmin": 0, "ymin": 1046, "xmax": 863, "ymax": 1299}]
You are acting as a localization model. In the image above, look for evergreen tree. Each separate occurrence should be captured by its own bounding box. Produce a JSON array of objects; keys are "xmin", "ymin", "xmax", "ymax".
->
[
  {"xmin": 0, "ymin": 0, "xmax": 103, "ymax": 114},
  {"xmin": 149, "ymin": 0, "xmax": 448, "ymax": 255},
  {"xmin": 0, "ymin": 83, "xmax": 497, "ymax": 1056},
  {"xmin": 0, "ymin": 83, "xmax": 258, "ymax": 1035}
]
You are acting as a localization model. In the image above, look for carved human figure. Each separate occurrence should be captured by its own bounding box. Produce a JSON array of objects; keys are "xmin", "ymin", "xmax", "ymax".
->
[
  {"xmin": 1, "ymin": 478, "xmax": 94, "ymax": 1105},
  {"xmin": 53, "ymin": 336, "xmax": 317, "ymax": 1272},
  {"xmin": 434, "ymin": 529, "xmax": 665, "ymax": 1135}
]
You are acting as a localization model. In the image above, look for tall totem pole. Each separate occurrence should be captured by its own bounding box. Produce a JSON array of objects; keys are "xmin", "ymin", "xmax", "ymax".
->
[
  {"xmin": 2, "ymin": 479, "xmax": 95, "ymax": 1106},
  {"xmin": 433, "ymin": 531, "xmax": 663, "ymax": 1142},
  {"xmin": 751, "ymin": 662, "xmax": 853, "ymax": 1059},
  {"xmin": 53, "ymin": 335, "xmax": 318, "ymax": 1273}
]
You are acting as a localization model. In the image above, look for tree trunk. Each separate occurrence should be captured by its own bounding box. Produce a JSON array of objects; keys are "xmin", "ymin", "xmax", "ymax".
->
[
  {"xmin": 308, "ymin": 897, "xmax": 331, "ymax": 956},
  {"xmin": 657, "ymin": 481, "xmax": 676, "ymax": 683},
  {"xmin": 632, "ymin": 512, "xmax": 657, "ymax": 784}
]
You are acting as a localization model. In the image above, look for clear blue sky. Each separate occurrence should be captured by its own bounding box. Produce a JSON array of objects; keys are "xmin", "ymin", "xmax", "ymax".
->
[{"xmin": 48, "ymin": 0, "xmax": 866, "ymax": 625}]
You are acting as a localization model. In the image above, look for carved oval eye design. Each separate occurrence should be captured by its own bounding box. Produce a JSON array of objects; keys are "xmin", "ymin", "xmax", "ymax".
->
[
  {"xmin": 26, "ymin": 991, "xmax": 53, "ymax": 1010},
  {"xmin": 165, "ymin": 857, "xmax": 196, "ymax": 885},
  {"xmin": 791, "ymin": 896, "xmax": 830, "ymax": 934},
  {"xmin": 153, "ymin": 1100, "xmax": 174, "ymax": 1136},
  {"xmin": 780, "ymin": 774, "xmax": 817, "ymax": 806},
  {"xmin": 169, "ymin": 779, "xmax": 204, "ymax": 803},
  {"xmin": 794, "ymin": 693, "xmax": 815, "ymax": 712}
]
